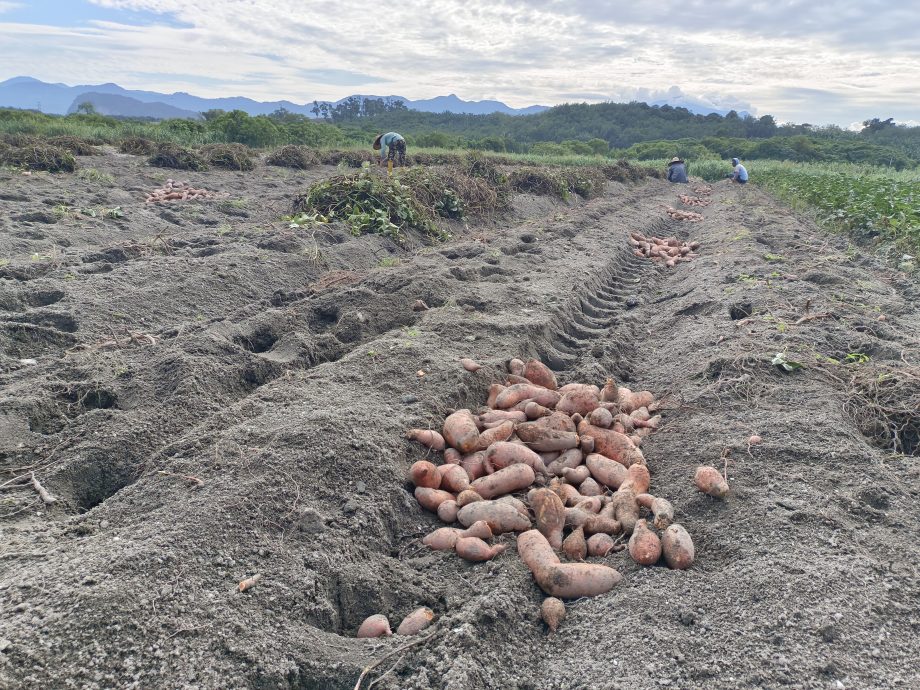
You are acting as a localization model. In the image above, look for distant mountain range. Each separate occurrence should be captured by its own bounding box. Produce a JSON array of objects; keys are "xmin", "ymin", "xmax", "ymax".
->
[{"xmin": 0, "ymin": 77, "xmax": 548, "ymax": 119}]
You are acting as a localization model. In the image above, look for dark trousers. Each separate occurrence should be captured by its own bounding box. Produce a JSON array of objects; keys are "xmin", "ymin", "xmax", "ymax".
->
[{"xmin": 388, "ymin": 139, "xmax": 406, "ymax": 166}]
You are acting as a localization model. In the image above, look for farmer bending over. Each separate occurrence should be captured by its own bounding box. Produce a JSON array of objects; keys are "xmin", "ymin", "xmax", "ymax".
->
[
  {"xmin": 727, "ymin": 157, "xmax": 748, "ymax": 184},
  {"xmin": 373, "ymin": 132, "xmax": 406, "ymax": 167},
  {"xmin": 666, "ymin": 156, "xmax": 688, "ymax": 183}
]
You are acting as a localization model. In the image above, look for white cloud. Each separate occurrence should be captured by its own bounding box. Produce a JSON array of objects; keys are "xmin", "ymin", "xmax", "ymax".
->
[
  {"xmin": 0, "ymin": 1, "xmax": 917, "ymax": 125},
  {"xmin": 0, "ymin": 2, "xmax": 22, "ymax": 13}
]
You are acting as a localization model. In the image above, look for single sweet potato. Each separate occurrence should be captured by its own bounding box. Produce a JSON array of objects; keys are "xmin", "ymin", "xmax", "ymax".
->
[
  {"xmin": 437, "ymin": 499, "xmax": 459, "ymax": 523},
  {"xmin": 474, "ymin": 420, "xmax": 515, "ymax": 451},
  {"xmin": 549, "ymin": 478, "xmax": 582, "ymax": 506},
  {"xmin": 456, "ymin": 489, "xmax": 484, "ymax": 508},
  {"xmin": 580, "ymin": 436, "xmax": 595, "ymax": 454},
  {"xmin": 406, "ymin": 429, "xmax": 446, "ymax": 451},
  {"xmin": 619, "ymin": 390, "xmax": 655, "ymax": 414},
  {"xmin": 577, "ymin": 422, "xmax": 645, "ymax": 467},
  {"xmin": 636, "ymin": 493, "xmax": 674, "ymax": 530},
  {"xmin": 443, "ymin": 409, "xmax": 481, "ymax": 454},
  {"xmin": 586, "ymin": 407, "xmax": 614, "ymax": 428},
  {"xmin": 582, "ymin": 514, "xmax": 621, "ymax": 535},
  {"xmin": 457, "ymin": 500, "xmax": 531, "ymax": 533},
  {"xmin": 587, "ymin": 533, "xmax": 618, "ymax": 557},
  {"xmin": 564, "ymin": 507, "xmax": 593, "ymax": 528},
  {"xmin": 423, "ymin": 527, "xmax": 463, "ymax": 550},
  {"xmin": 518, "ymin": 530, "xmax": 622, "ymax": 598},
  {"xmin": 695, "ymin": 466, "xmax": 729, "ymax": 499},
  {"xmin": 460, "ymin": 357, "xmax": 482, "ymax": 372},
  {"xmin": 572, "ymin": 495, "xmax": 602, "ymax": 514},
  {"xmin": 485, "ymin": 442, "xmax": 547, "ymax": 474},
  {"xmin": 486, "ymin": 383, "xmax": 505, "ymax": 409},
  {"xmin": 628, "ymin": 519, "xmax": 662, "ymax": 566},
  {"xmin": 456, "ymin": 537, "xmax": 506, "ymax": 562},
  {"xmin": 525, "ymin": 401, "xmax": 552, "ymax": 420},
  {"xmin": 357, "ymin": 614, "xmax": 392, "ymax": 638},
  {"xmin": 497, "ymin": 495, "xmax": 529, "ymax": 516},
  {"xmin": 415, "ymin": 487, "xmax": 456, "ymax": 513},
  {"xmin": 508, "ymin": 358, "xmax": 525, "ymax": 376},
  {"xmin": 541, "ymin": 597, "xmax": 566, "ymax": 632},
  {"xmin": 609, "ymin": 489, "xmax": 639, "ymax": 536},
  {"xmin": 515, "ymin": 423, "xmax": 580, "ymax": 452},
  {"xmin": 562, "ymin": 465, "xmax": 590, "ymax": 486},
  {"xmin": 662, "ymin": 524, "xmax": 695, "ymax": 570},
  {"xmin": 620, "ymin": 464, "xmax": 650, "ymax": 495},
  {"xmin": 439, "ymin": 464, "xmax": 470, "ymax": 494},
  {"xmin": 556, "ymin": 386, "xmax": 601, "ymax": 416},
  {"xmin": 479, "ymin": 410, "xmax": 527, "ymax": 425},
  {"xmin": 495, "ymin": 383, "xmax": 561, "ymax": 410},
  {"xmin": 578, "ymin": 477, "xmax": 603, "ymax": 497},
  {"xmin": 409, "ymin": 460, "xmax": 442, "ymax": 489},
  {"xmin": 600, "ymin": 378, "xmax": 618, "ymax": 403},
  {"xmin": 586, "ymin": 453, "xmax": 628, "ymax": 489},
  {"xmin": 471, "ymin": 463, "xmax": 536, "ymax": 499},
  {"xmin": 396, "ymin": 607, "xmax": 435, "ymax": 635},
  {"xmin": 529, "ymin": 488, "xmax": 566, "ymax": 549},
  {"xmin": 523, "ymin": 359, "xmax": 558, "ymax": 390},
  {"xmin": 546, "ymin": 448, "xmax": 583, "ymax": 476},
  {"xmin": 460, "ymin": 451, "xmax": 488, "ymax": 481},
  {"xmin": 563, "ymin": 526, "xmax": 587, "ymax": 561},
  {"xmin": 444, "ymin": 448, "xmax": 461, "ymax": 465}
]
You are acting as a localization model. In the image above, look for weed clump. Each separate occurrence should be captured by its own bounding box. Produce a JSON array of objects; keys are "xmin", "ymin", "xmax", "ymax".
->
[
  {"xmin": 562, "ymin": 167, "xmax": 609, "ymax": 199},
  {"xmin": 509, "ymin": 168, "xmax": 569, "ymax": 198},
  {"xmin": 148, "ymin": 143, "xmax": 208, "ymax": 171},
  {"xmin": 1, "ymin": 144, "xmax": 77, "ymax": 172},
  {"xmin": 200, "ymin": 143, "xmax": 255, "ymax": 171},
  {"xmin": 266, "ymin": 145, "xmax": 320, "ymax": 169},
  {"xmin": 402, "ymin": 167, "xmax": 503, "ymax": 218},
  {"xmin": 47, "ymin": 136, "xmax": 99, "ymax": 156},
  {"xmin": 118, "ymin": 137, "xmax": 157, "ymax": 156},
  {"xmin": 320, "ymin": 150, "xmax": 376, "ymax": 168}
]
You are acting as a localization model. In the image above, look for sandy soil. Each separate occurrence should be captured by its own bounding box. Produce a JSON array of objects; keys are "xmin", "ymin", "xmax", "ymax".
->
[{"xmin": 1, "ymin": 151, "xmax": 918, "ymax": 690}]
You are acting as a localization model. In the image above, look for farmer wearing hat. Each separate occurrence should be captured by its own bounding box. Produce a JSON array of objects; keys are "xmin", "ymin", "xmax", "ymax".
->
[
  {"xmin": 727, "ymin": 157, "xmax": 748, "ymax": 184},
  {"xmin": 373, "ymin": 132, "xmax": 407, "ymax": 167},
  {"xmin": 666, "ymin": 156, "xmax": 688, "ymax": 183}
]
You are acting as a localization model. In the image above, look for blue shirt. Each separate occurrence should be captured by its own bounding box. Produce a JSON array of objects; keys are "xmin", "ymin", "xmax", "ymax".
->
[
  {"xmin": 379, "ymin": 132, "xmax": 404, "ymax": 159},
  {"xmin": 733, "ymin": 163, "xmax": 749, "ymax": 182}
]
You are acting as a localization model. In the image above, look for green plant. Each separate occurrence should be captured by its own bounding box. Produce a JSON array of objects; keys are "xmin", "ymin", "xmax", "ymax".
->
[
  {"xmin": 763, "ymin": 253, "xmax": 785, "ymax": 262},
  {"xmin": 77, "ymin": 168, "xmax": 114, "ymax": 185},
  {"xmin": 772, "ymin": 352, "xmax": 803, "ymax": 372},
  {"xmin": 845, "ymin": 352, "xmax": 871, "ymax": 364}
]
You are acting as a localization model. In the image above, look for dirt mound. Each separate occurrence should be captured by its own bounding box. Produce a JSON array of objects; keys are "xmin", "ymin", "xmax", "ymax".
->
[
  {"xmin": 148, "ymin": 142, "xmax": 209, "ymax": 171},
  {"xmin": 1, "ymin": 152, "xmax": 919, "ymax": 690}
]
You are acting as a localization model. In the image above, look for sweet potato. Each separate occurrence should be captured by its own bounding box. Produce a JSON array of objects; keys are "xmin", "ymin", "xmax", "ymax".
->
[
  {"xmin": 486, "ymin": 383, "xmax": 505, "ymax": 409},
  {"xmin": 495, "ymin": 383, "xmax": 561, "ymax": 410},
  {"xmin": 547, "ymin": 448, "xmax": 583, "ymax": 476},
  {"xmin": 628, "ymin": 519, "xmax": 662, "ymax": 566},
  {"xmin": 515, "ymin": 424, "xmax": 580, "ymax": 452},
  {"xmin": 538, "ymin": 451, "xmax": 561, "ymax": 466},
  {"xmin": 551, "ymin": 480, "xmax": 582, "ymax": 507},
  {"xmin": 619, "ymin": 390, "xmax": 655, "ymax": 414},
  {"xmin": 457, "ymin": 500, "xmax": 532, "ymax": 533},
  {"xmin": 577, "ymin": 422, "xmax": 645, "ymax": 467},
  {"xmin": 630, "ymin": 406, "xmax": 650, "ymax": 423},
  {"xmin": 636, "ymin": 493, "xmax": 674, "ymax": 530},
  {"xmin": 444, "ymin": 448, "xmax": 461, "ymax": 465},
  {"xmin": 409, "ymin": 460, "xmax": 442, "ymax": 489},
  {"xmin": 443, "ymin": 409, "xmax": 481, "ymax": 454},
  {"xmin": 563, "ymin": 526, "xmax": 587, "ymax": 561},
  {"xmin": 517, "ymin": 530, "xmax": 622, "ymax": 598},
  {"xmin": 587, "ymin": 533, "xmax": 618, "ymax": 557},
  {"xmin": 541, "ymin": 597, "xmax": 566, "ymax": 632},
  {"xmin": 529, "ymin": 488, "xmax": 566, "ymax": 550},
  {"xmin": 613, "ymin": 413, "xmax": 635, "ymax": 433},
  {"xmin": 461, "ymin": 451, "xmax": 488, "ymax": 481},
  {"xmin": 572, "ymin": 496, "xmax": 602, "ymax": 514},
  {"xmin": 471, "ymin": 464, "xmax": 535, "ymax": 499},
  {"xmin": 556, "ymin": 386, "xmax": 601, "ymax": 416},
  {"xmin": 462, "ymin": 520, "xmax": 493, "ymax": 540},
  {"xmin": 525, "ymin": 401, "xmax": 552, "ymax": 420},
  {"xmin": 508, "ymin": 358, "xmax": 525, "ymax": 376},
  {"xmin": 475, "ymin": 420, "xmax": 515, "ymax": 451},
  {"xmin": 506, "ymin": 374, "xmax": 530, "ymax": 385},
  {"xmin": 415, "ymin": 487, "xmax": 456, "ymax": 513},
  {"xmin": 608, "ymin": 489, "xmax": 639, "ymax": 536},
  {"xmin": 580, "ymin": 436, "xmax": 595, "ymax": 454},
  {"xmin": 456, "ymin": 537, "xmax": 506, "ymax": 562},
  {"xmin": 485, "ymin": 442, "xmax": 547, "ymax": 474},
  {"xmin": 438, "ymin": 464, "xmax": 469, "ymax": 494},
  {"xmin": 582, "ymin": 514, "xmax": 621, "ymax": 535},
  {"xmin": 460, "ymin": 358, "xmax": 482, "ymax": 372},
  {"xmin": 749, "ymin": 434, "xmax": 762, "ymax": 445},
  {"xmin": 497, "ymin": 495, "xmax": 529, "ymax": 516},
  {"xmin": 523, "ymin": 359, "xmax": 558, "ymax": 390},
  {"xmin": 600, "ymin": 378, "xmax": 619, "ymax": 403},
  {"xmin": 586, "ymin": 453, "xmax": 628, "ymax": 489},
  {"xmin": 586, "ymin": 407, "xmax": 614, "ymax": 429},
  {"xmin": 357, "ymin": 614, "xmax": 392, "ymax": 638},
  {"xmin": 479, "ymin": 410, "xmax": 527, "ymax": 425},
  {"xmin": 456, "ymin": 489, "xmax": 483, "ymax": 508},
  {"xmin": 695, "ymin": 466, "xmax": 729, "ymax": 499},
  {"xmin": 662, "ymin": 524, "xmax": 695, "ymax": 570},
  {"xmin": 578, "ymin": 477, "xmax": 603, "ymax": 497},
  {"xmin": 562, "ymin": 466, "xmax": 590, "ymax": 486},
  {"xmin": 423, "ymin": 527, "xmax": 463, "ymax": 550},
  {"xmin": 564, "ymin": 507, "xmax": 593, "ymax": 528},
  {"xmin": 620, "ymin": 464, "xmax": 650, "ymax": 495},
  {"xmin": 437, "ymin": 499, "xmax": 459, "ymax": 523},
  {"xmin": 396, "ymin": 607, "xmax": 435, "ymax": 635},
  {"xmin": 406, "ymin": 429, "xmax": 446, "ymax": 451}
]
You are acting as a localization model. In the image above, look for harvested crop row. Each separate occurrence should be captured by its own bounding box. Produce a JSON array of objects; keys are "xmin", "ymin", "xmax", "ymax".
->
[
  {"xmin": 678, "ymin": 194, "xmax": 712, "ymax": 207},
  {"xmin": 665, "ymin": 206, "xmax": 704, "ymax": 222},
  {"xmin": 145, "ymin": 179, "xmax": 222, "ymax": 204},
  {"xmin": 629, "ymin": 231, "xmax": 700, "ymax": 268},
  {"xmin": 381, "ymin": 357, "xmax": 700, "ymax": 634}
]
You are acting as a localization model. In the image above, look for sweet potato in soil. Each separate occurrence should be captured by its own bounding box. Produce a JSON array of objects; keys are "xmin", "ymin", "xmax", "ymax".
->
[
  {"xmin": 662, "ymin": 524, "xmax": 695, "ymax": 570},
  {"xmin": 443, "ymin": 409, "xmax": 481, "ymax": 454},
  {"xmin": 628, "ymin": 519, "xmax": 662, "ymax": 566},
  {"xmin": 541, "ymin": 597, "xmax": 566, "ymax": 633},
  {"xmin": 457, "ymin": 500, "xmax": 532, "ymax": 533},
  {"xmin": 456, "ymin": 537, "xmax": 507, "ymax": 562},
  {"xmin": 396, "ymin": 607, "xmax": 436, "ymax": 636},
  {"xmin": 356, "ymin": 614, "xmax": 392, "ymax": 638},
  {"xmin": 530, "ymin": 488, "xmax": 566, "ymax": 550},
  {"xmin": 695, "ymin": 465, "xmax": 730, "ymax": 499},
  {"xmin": 470, "ymin": 463, "xmax": 536, "ymax": 499},
  {"xmin": 518, "ymin": 530, "xmax": 622, "ymax": 598}
]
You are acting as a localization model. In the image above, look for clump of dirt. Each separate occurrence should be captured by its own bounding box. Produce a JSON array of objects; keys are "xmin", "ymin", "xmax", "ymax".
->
[
  {"xmin": 200, "ymin": 143, "xmax": 255, "ymax": 171},
  {"xmin": 46, "ymin": 136, "xmax": 100, "ymax": 156},
  {"xmin": 0, "ymin": 144, "xmax": 77, "ymax": 172},
  {"xmin": 118, "ymin": 136, "xmax": 157, "ymax": 155},
  {"xmin": 148, "ymin": 142, "xmax": 209, "ymax": 171},
  {"xmin": 266, "ymin": 144, "xmax": 320, "ymax": 169}
]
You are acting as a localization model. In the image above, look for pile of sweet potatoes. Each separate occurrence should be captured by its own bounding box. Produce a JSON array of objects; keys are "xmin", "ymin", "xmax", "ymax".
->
[
  {"xmin": 678, "ymin": 193, "xmax": 712, "ymax": 207},
  {"xmin": 393, "ymin": 357, "xmax": 697, "ymax": 633},
  {"xmin": 629, "ymin": 231, "xmax": 700, "ymax": 268},
  {"xmin": 145, "ymin": 179, "xmax": 220, "ymax": 204},
  {"xmin": 665, "ymin": 206, "xmax": 704, "ymax": 222}
]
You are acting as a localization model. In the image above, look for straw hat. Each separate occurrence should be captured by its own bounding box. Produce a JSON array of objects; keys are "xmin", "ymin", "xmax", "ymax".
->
[
  {"xmin": 668, "ymin": 156, "xmax": 683, "ymax": 165},
  {"xmin": 372, "ymin": 134, "xmax": 383, "ymax": 150}
]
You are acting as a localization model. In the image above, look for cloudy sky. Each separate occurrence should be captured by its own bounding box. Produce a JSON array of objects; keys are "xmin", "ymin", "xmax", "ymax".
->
[{"xmin": 1, "ymin": 0, "xmax": 918, "ymax": 125}]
